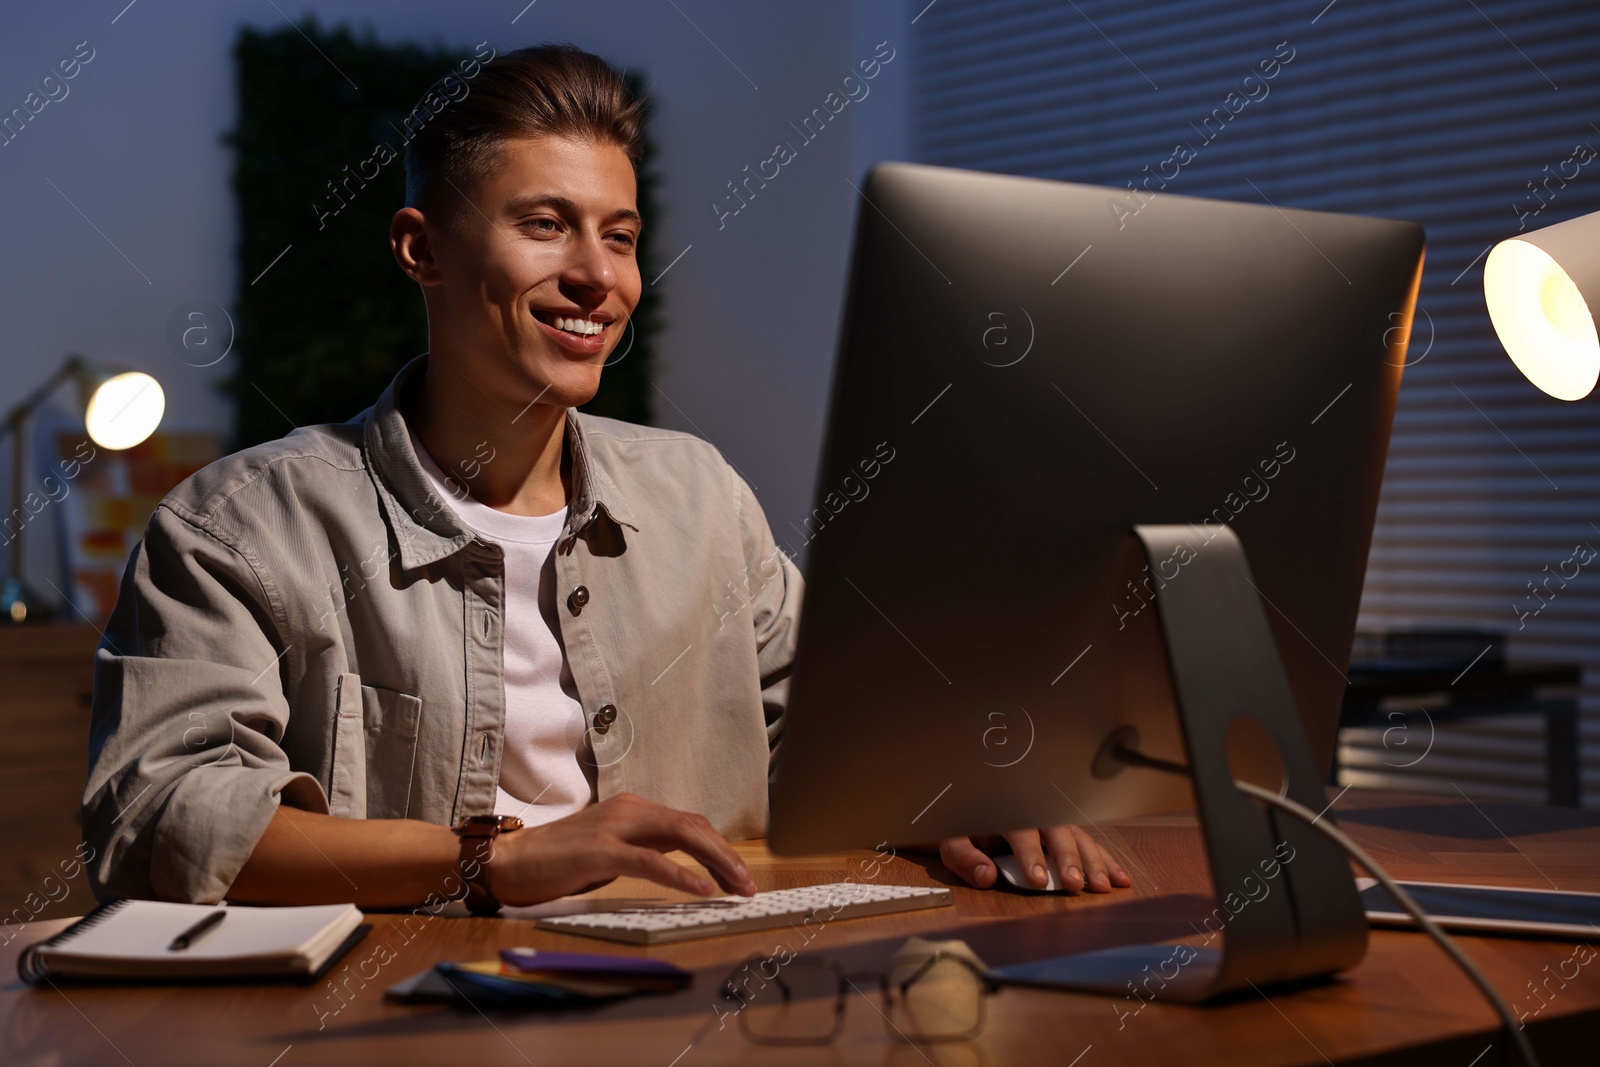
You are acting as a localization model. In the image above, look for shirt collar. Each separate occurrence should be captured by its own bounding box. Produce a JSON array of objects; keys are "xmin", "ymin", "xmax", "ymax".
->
[{"xmin": 361, "ymin": 353, "xmax": 638, "ymax": 571}]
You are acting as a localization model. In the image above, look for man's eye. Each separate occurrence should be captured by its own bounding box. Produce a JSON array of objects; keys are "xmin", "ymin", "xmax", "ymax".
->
[
  {"xmin": 608, "ymin": 232, "xmax": 637, "ymax": 249},
  {"xmin": 521, "ymin": 218, "xmax": 560, "ymax": 233}
]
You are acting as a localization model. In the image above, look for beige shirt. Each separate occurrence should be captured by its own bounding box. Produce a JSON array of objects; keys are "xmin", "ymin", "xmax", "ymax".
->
[{"xmin": 82, "ymin": 353, "xmax": 804, "ymax": 904}]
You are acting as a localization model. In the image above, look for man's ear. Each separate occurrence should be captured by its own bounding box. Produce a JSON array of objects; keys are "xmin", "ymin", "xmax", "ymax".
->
[{"xmin": 391, "ymin": 207, "xmax": 442, "ymax": 285}]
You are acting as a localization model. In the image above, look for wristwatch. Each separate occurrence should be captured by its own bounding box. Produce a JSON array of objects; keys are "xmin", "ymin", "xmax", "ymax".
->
[{"xmin": 452, "ymin": 814, "xmax": 524, "ymax": 916}]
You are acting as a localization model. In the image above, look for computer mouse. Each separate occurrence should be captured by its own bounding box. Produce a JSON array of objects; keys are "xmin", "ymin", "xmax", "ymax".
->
[{"xmin": 992, "ymin": 854, "xmax": 1068, "ymax": 893}]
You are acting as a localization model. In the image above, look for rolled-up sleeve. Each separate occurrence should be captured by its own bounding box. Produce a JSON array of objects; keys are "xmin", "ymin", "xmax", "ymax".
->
[
  {"xmin": 729, "ymin": 472, "xmax": 804, "ymax": 781},
  {"xmin": 83, "ymin": 503, "xmax": 327, "ymax": 904}
]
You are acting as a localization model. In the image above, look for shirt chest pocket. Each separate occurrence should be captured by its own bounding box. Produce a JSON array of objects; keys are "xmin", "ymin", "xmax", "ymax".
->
[{"xmin": 329, "ymin": 672, "xmax": 424, "ymax": 819}]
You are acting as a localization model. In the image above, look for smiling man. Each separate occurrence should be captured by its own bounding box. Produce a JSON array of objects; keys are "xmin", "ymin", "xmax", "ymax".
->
[{"xmin": 83, "ymin": 44, "xmax": 1128, "ymax": 912}]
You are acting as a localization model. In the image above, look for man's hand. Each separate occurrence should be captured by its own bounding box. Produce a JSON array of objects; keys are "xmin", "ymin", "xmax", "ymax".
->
[
  {"xmin": 230, "ymin": 793, "xmax": 756, "ymax": 910},
  {"xmin": 939, "ymin": 826, "xmax": 1132, "ymax": 893},
  {"xmin": 489, "ymin": 792, "xmax": 758, "ymax": 906}
]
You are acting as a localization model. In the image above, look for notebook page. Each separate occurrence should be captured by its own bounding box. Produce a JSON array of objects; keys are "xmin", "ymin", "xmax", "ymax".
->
[{"xmin": 49, "ymin": 902, "xmax": 358, "ymax": 962}]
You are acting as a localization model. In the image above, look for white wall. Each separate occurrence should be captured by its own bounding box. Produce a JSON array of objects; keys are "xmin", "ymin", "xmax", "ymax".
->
[{"xmin": 0, "ymin": 0, "xmax": 916, "ymax": 610}]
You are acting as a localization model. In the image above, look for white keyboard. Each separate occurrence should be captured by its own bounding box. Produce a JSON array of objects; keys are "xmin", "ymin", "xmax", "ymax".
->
[{"xmin": 535, "ymin": 882, "xmax": 953, "ymax": 944}]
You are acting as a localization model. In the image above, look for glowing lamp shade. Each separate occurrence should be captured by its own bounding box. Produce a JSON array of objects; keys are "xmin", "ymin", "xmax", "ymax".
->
[
  {"xmin": 84, "ymin": 371, "xmax": 165, "ymax": 450},
  {"xmin": 1484, "ymin": 211, "xmax": 1600, "ymax": 401}
]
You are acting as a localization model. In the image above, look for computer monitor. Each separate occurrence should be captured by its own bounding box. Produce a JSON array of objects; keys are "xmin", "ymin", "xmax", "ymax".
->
[{"xmin": 768, "ymin": 161, "xmax": 1424, "ymax": 998}]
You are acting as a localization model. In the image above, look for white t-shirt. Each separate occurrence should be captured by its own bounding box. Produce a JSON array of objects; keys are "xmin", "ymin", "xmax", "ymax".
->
[{"xmin": 407, "ymin": 426, "xmax": 597, "ymax": 825}]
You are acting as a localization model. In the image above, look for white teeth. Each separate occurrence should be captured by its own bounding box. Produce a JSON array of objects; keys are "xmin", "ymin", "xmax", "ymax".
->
[{"xmin": 551, "ymin": 316, "xmax": 604, "ymax": 336}]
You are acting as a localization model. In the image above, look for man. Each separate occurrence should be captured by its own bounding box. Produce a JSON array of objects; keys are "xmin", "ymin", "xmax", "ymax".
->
[{"xmin": 83, "ymin": 44, "xmax": 1129, "ymax": 911}]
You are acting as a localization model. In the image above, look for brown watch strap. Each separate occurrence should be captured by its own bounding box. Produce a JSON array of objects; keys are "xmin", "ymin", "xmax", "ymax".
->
[{"xmin": 453, "ymin": 814, "xmax": 523, "ymax": 916}]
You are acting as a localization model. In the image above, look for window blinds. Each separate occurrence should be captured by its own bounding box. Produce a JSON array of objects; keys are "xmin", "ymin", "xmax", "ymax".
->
[{"xmin": 909, "ymin": 0, "xmax": 1600, "ymax": 804}]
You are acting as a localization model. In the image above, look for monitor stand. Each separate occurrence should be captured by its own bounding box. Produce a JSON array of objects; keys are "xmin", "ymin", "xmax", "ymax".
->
[{"xmin": 990, "ymin": 525, "xmax": 1368, "ymax": 1002}]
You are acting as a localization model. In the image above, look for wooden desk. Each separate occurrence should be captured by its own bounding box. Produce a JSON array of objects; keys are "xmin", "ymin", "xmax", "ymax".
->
[{"xmin": 5, "ymin": 789, "xmax": 1599, "ymax": 1065}]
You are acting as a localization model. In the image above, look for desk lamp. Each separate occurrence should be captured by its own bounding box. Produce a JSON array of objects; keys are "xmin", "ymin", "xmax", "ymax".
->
[
  {"xmin": 2, "ymin": 355, "xmax": 165, "ymax": 623},
  {"xmin": 1484, "ymin": 210, "xmax": 1600, "ymax": 399}
]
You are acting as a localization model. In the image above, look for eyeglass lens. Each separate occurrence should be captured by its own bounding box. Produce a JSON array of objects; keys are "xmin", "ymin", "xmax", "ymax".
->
[
  {"xmin": 886, "ymin": 956, "xmax": 986, "ymax": 1040},
  {"xmin": 729, "ymin": 954, "xmax": 986, "ymax": 1045}
]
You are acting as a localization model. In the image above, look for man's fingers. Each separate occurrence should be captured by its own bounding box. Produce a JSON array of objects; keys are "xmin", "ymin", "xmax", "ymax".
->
[
  {"xmin": 614, "ymin": 845, "xmax": 718, "ymax": 897},
  {"xmin": 1064, "ymin": 825, "xmax": 1114, "ymax": 892},
  {"xmin": 939, "ymin": 836, "xmax": 997, "ymax": 888},
  {"xmin": 1082, "ymin": 825, "xmax": 1133, "ymax": 888},
  {"xmin": 1040, "ymin": 825, "xmax": 1086, "ymax": 891},
  {"xmin": 1001, "ymin": 828, "xmax": 1052, "ymax": 889},
  {"xmin": 630, "ymin": 805, "xmax": 756, "ymax": 896},
  {"xmin": 1064, "ymin": 825, "xmax": 1130, "ymax": 892},
  {"xmin": 1068, "ymin": 825, "xmax": 1132, "ymax": 895}
]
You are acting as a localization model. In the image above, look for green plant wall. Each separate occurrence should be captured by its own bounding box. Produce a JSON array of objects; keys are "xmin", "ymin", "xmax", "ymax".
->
[{"xmin": 225, "ymin": 19, "xmax": 658, "ymax": 450}]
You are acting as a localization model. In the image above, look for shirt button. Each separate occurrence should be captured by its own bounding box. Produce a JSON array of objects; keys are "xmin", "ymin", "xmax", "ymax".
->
[
  {"xmin": 567, "ymin": 585, "xmax": 590, "ymax": 614},
  {"xmin": 593, "ymin": 703, "xmax": 618, "ymax": 734}
]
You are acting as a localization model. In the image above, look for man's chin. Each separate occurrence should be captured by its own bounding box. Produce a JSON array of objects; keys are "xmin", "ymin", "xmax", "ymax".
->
[{"xmin": 525, "ymin": 371, "xmax": 603, "ymax": 413}]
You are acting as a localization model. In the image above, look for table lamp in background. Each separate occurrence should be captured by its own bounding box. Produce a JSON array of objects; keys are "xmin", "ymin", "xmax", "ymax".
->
[
  {"xmin": 2, "ymin": 355, "xmax": 165, "ymax": 623},
  {"xmin": 1484, "ymin": 209, "xmax": 1600, "ymax": 399}
]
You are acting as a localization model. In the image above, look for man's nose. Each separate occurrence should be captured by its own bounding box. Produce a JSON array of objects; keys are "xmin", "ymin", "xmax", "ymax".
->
[{"xmin": 562, "ymin": 230, "xmax": 616, "ymax": 294}]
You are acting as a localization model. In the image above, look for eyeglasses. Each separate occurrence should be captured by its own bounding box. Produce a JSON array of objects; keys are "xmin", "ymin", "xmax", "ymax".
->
[{"xmin": 715, "ymin": 949, "xmax": 1000, "ymax": 1046}]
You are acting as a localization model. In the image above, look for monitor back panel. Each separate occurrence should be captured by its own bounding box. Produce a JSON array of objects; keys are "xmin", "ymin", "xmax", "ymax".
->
[{"xmin": 769, "ymin": 162, "xmax": 1424, "ymax": 855}]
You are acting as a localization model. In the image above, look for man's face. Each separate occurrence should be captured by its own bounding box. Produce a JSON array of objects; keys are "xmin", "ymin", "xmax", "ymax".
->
[{"xmin": 415, "ymin": 134, "xmax": 642, "ymax": 411}]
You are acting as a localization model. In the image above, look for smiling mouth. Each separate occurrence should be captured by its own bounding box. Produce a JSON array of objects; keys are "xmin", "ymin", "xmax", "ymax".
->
[{"xmin": 531, "ymin": 310, "xmax": 610, "ymax": 338}]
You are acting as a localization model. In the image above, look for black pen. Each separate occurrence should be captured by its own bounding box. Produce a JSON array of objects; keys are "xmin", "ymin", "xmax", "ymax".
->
[{"xmin": 167, "ymin": 909, "xmax": 226, "ymax": 951}]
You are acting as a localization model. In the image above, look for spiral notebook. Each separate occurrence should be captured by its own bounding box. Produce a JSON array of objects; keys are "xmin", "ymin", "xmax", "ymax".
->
[{"xmin": 18, "ymin": 900, "xmax": 367, "ymax": 984}]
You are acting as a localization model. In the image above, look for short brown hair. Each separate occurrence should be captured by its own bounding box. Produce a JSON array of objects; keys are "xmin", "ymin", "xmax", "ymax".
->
[{"xmin": 403, "ymin": 43, "xmax": 644, "ymax": 222}]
